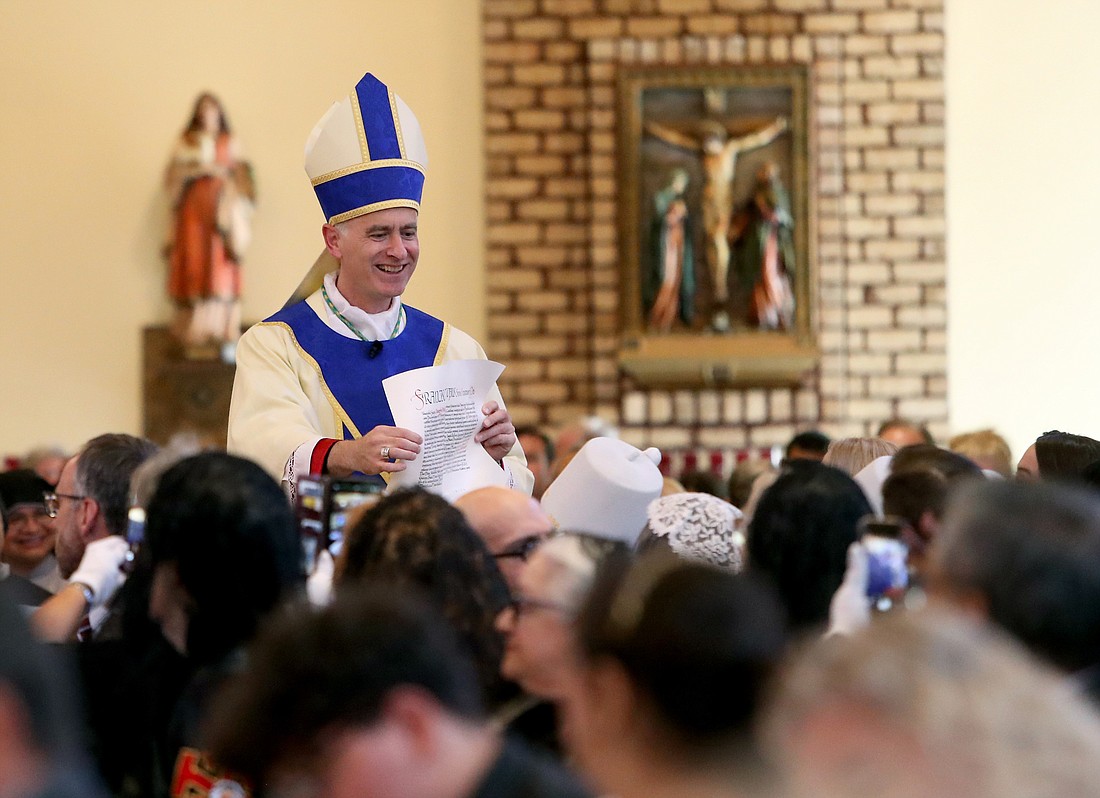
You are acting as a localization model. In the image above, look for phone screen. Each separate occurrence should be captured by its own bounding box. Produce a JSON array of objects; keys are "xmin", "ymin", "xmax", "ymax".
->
[{"xmin": 295, "ymin": 476, "xmax": 383, "ymax": 573}]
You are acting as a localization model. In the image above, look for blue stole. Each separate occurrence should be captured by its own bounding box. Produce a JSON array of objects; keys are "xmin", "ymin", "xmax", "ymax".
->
[{"xmin": 263, "ymin": 299, "xmax": 446, "ymax": 443}]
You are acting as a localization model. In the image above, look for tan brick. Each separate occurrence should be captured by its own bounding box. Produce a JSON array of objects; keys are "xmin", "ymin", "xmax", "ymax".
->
[
  {"xmin": 673, "ymin": 390, "xmax": 698, "ymax": 424},
  {"xmin": 795, "ymin": 390, "xmax": 820, "ymax": 421},
  {"xmin": 769, "ymin": 390, "xmax": 794, "ymax": 423},
  {"xmin": 486, "ymin": 87, "xmax": 537, "ymax": 110},
  {"xmin": 863, "ymin": 148, "xmax": 920, "ymax": 171},
  {"xmin": 687, "ymin": 15, "xmax": 740, "ymax": 35},
  {"xmin": 492, "ymin": 269, "xmax": 544, "ymax": 291},
  {"xmin": 791, "ymin": 34, "xmax": 813, "ymax": 61},
  {"xmin": 517, "ymin": 337, "xmax": 569, "ymax": 358},
  {"xmin": 864, "ymin": 193, "xmax": 920, "ymax": 216},
  {"xmin": 867, "ymin": 102, "xmax": 921, "ymax": 125},
  {"xmin": 715, "ymin": 0, "xmax": 766, "ymax": 9},
  {"xmin": 922, "ymin": 11, "xmax": 944, "ymax": 32},
  {"xmin": 487, "ymin": 223, "xmax": 541, "ymax": 246},
  {"xmin": 895, "ymin": 352, "xmax": 946, "ymax": 375},
  {"xmin": 804, "ymin": 13, "xmax": 860, "ymax": 34},
  {"xmin": 622, "ymin": 392, "xmax": 647, "ymax": 425},
  {"xmin": 845, "ymin": 80, "xmax": 890, "ymax": 102},
  {"xmin": 658, "ymin": 0, "xmax": 710, "ymax": 11},
  {"xmin": 542, "ymin": 0, "xmax": 597, "ymax": 12},
  {"xmin": 872, "ymin": 284, "xmax": 921, "ymax": 304},
  {"xmin": 892, "ymin": 78, "xmax": 943, "ymax": 100},
  {"xmin": 846, "ymin": 35, "xmax": 889, "ymax": 55},
  {"xmin": 745, "ymin": 389, "xmax": 768, "ymax": 424},
  {"xmin": 863, "ymin": 55, "xmax": 920, "ymax": 79},
  {"xmin": 895, "ymin": 216, "xmax": 945, "ymax": 238},
  {"xmin": 485, "ymin": 111, "xmax": 511, "ymax": 132},
  {"xmin": 894, "ymin": 125, "xmax": 944, "ymax": 146},
  {"xmin": 698, "ymin": 391, "xmax": 722, "ymax": 425},
  {"xmin": 867, "ymin": 329, "xmax": 922, "ymax": 352},
  {"xmin": 485, "ymin": 65, "xmax": 510, "ymax": 85},
  {"xmin": 515, "ymin": 155, "xmax": 566, "ymax": 175},
  {"xmin": 891, "ymin": 32, "xmax": 944, "ymax": 55},
  {"xmin": 849, "ymin": 306, "xmax": 894, "ymax": 332},
  {"xmin": 486, "ymin": 133, "xmax": 540, "ymax": 155},
  {"xmin": 568, "ymin": 17, "xmax": 624, "ymax": 38},
  {"xmin": 518, "ymin": 381, "xmax": 571, "ymax": 403},
  {"xmin": 890, "ymin": 170, "xmax": 944, "ymax": 191},
  {"xmin": 515, "ymin": 246, "xmax": 567, "ymax": 268},
  {"xmin": 845, "ymin": 125, "xmax": 890, "ymax": 147},
  {"xmin": 894, "ymin": 261, "xmax": 945, "ymax": 283},
  {"xmin": 648, "ymin": 393, "xmax": 673, "ymax": 424},
  {"xmin": 544, "ymin": 132, "xmax": 585, "ymax": 154},
  {"xmin": 487, "ymin": 178, "xmax": 541, "ymax": 200},
  {"xmin": 849, "ymin": 354, "xmax": 893, "ymax": 375},
  {"xmin": 514, "ymin": 109, "xmax": 566, "ymax": 130},
  {"xmin": 775, "ymin": 0, "xmax": 827, "ymax": 9},
  {"xmin": 833, "ymin": 0, "xmax": 889, "ymax": 7},
  {"xmin": 743, "ymin": 14, "xmax": 799, "ymax": 35},
  {"xmin": 485, "ymin": 41, "xmax": 542, "ymax": 64},
  {"xmin": 898, "ymin": 397, "xmax": 945, "ymax": 419},
  {"xmin": 487, "ymin": 293, "xmax": 512, "ymax": 313},
  {"xmin": 545, "ymin": 41, "xmax": 582, "ymax": 62},
  {"xmin": 512, "ymin": 63, "xmax": 566, "ymax": 86},
  {"xmin": 769, "ymin": 36, "xmax": 791, "ymax": 61},
  {"xmin": 922, "ymin": 148, "xmax": 945, "ymax": 169},
  {"xmin": 898, "ymin": 305, "xmax": 946, "ymax": 327},
  {"xmin": 484, "ymin": 0, "xmax": 537, "ymax": 16},
  {"xmin": 869, "ymin": 375, "xmax": 924, "ymax": 397},
  {"xmin": 720, "ymin": 393, "xmax": 743, "ymax": 424},
  {"xmin": 545, "ymin": 224, "xmax": 587, "ymax": 245},
  {"xmin": 649, "ymin": 427, "xmax": 694, "ymax": 450},
  {"xmin": 513, "ymin": 18, "xmax": 564, "ymax": 40},
  {"xmin": 490, "ymin": 313, "xmax": 538, "ymax": 335},
  {"xmin": 516, "ymin": 199, "xmax": 569, "ymax": 221},
  {"xmin": 846, "ymin": 217, "xmax": 891, "ymax": 238},
  {"xmin": 486, "ymin": 201, "xmax": 511, "ymax": 223},
  {"xmin": 847, "ymin": 172, "xmax": 890, "ymax": 192},
  {"xmin": 864, "ymin": 10, "xmax": 920, "ymax": 34},
  {"xmin": 862, "ymin": 237, "xmax": 924, "ymax": 259},
  {"xmin": 484, "ymin": 19, "xmax": 508, "ymax": 41}
]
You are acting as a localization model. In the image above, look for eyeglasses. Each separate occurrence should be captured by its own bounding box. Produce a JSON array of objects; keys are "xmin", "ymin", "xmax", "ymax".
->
[
  {"xmin": 509, "ymin": 594, "xmax": 571, "ymax": 618},
  {"xmin": 491, "ymin": 534, "xmax": 545, "ymax": 562},
  {"xmin": 43, "ymin": 491, "xmax": 86, "ymax": 518}
]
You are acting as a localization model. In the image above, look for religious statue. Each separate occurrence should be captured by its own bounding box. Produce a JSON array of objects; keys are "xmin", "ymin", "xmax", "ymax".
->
[
  {"xmin": 643, "ymin": 168, "xmax": 695, "ymax": 332},
  {"xmin": 644, "ymin": 114, "xmax": 787, "ymax": 332},
  {"xmin": 730, "ymin": 162, "xmax": 796, "ymax": 331},
  {"xmin": 164, "ymin": 93, "xmax": 255, "ymax": 358}
]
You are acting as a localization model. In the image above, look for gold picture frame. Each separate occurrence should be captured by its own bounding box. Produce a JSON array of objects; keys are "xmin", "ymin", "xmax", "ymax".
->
[{"xmin": 616, "ymin": 64, "xmax": 817, "ymax": 388}]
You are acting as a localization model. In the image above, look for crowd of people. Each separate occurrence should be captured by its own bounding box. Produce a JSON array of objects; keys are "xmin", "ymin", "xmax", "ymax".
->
[
  {"xmin": 3, "ymin": 419, "xmax": 1100, "ymax": 797},
  {"xmin": 6, "ymin": 68, "xmax": 1098, "ymax": 798}
]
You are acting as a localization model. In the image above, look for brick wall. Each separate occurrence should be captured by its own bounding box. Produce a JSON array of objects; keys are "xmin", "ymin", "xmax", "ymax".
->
[{"xmin": 484, "ymin": 0, "xmax": 945, "ymax": 469}]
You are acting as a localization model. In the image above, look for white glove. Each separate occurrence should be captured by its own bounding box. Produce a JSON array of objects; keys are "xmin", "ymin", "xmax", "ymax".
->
[
  {"xmin": 306, "ymin": 549, "xmax": 335, "ymax": 607},
  {"xmin": 826, "ymin": 541, "xmax": 871, "ymax": 637},
  {"xmin": 69, "ymin": 536, "xmax": 130, "ymax": 609}
]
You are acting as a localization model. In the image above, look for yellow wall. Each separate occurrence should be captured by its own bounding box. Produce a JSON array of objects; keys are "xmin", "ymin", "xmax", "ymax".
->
[
  {"xmin": 945, "ymin": 0, "xmax": 1100, "ymax": 457},
  {"xmin": 0, "ymin": 0, "xmax": 483, "ymax": 454}
]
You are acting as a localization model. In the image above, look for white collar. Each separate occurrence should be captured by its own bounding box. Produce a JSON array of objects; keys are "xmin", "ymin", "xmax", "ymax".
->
[{"xmin": 322, "ymin": 271, "xmax": 406, "ymax": 341}]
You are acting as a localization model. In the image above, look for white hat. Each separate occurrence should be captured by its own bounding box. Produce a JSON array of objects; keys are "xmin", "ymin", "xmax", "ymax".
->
[
  {"xmin": 541, "ymin": 437, "xmax": 663, "ymax": 545},
  {"xmin": 304, "ymin": 72, "xmax": 429, "ymax": 225}
]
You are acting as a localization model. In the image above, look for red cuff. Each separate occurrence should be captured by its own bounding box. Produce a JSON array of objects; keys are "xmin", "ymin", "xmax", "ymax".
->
[{"xmin": 310, "ymin": 439, "xmax": 340, "ymax": 475}]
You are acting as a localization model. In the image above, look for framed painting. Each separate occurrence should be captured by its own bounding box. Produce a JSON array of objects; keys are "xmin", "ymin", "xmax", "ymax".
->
[{"xmin": 615, "ymin": 64, "xmax": 818, "ymax": 387}]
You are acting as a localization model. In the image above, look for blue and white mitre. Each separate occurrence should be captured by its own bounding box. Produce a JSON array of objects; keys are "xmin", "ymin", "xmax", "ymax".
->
[{"xmin": 304, "ymin": 72, "xmax": 429, "ymax": 225}]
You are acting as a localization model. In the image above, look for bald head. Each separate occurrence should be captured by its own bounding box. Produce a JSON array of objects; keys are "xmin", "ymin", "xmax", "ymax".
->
[{"xmin": 455, "ymin": 487, "xmax": 553, "ymax": 592}]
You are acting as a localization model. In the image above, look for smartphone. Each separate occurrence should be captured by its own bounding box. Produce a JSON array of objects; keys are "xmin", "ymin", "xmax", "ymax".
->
[
  {"xmin": 295, "ymin": 475, "xmax": 383, "ymax": 573},
  {"xmin": 857, "ymin": 516, "xmax": 909, "ymax": 609}
]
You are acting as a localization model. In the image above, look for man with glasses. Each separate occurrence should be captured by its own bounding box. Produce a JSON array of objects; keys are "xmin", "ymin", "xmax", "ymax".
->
[
  {"xmin": 0, "ymin": 470, "xmax": 62, "ymax": 605},
  {"xmin": 455, "ymin": 486, "xmax": 554, "ymax": 594},
  {"xmin": 35, "ymin": 434, "xmax": 157, "ymax": 642}
]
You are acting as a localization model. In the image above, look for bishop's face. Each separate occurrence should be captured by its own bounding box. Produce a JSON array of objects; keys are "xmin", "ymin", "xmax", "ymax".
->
[{"xmin": 325, "ymin": 207, "xmax": 420, "ymax": 314}]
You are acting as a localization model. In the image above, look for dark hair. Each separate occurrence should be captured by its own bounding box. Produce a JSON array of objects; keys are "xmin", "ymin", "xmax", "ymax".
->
[
  {"xmin": 184, "ymin": 92, "xmax": 230, "ymax": 137},
  {"xmin": 747, "ymin": 461, "xmax": 870, "ymax": 630},
  {"xmin": 75, "ymin": 434, "xmax": 158, "ymax": 536},
  {"xmin": 883, "ymin": 444, "xmax": 983, "ymax": 528},
  {"xmin": 677, "ymin": 468, "xmax": 729, "ymax": 500},
  {"xmin": 144, "ymin": 452, "xmax": 304, "ymax": 666},
  {"xmin": 339, "ymin": 488, "xmax": 510, "ymax": 706},
  {"xmin": 1034, "ymin": 430, "xmax": 1100, "ymax": 483},
  {"xmin": 204, "ymin": 588, "xmax": 485, "ymax": 785},
  {"xmin": 936, "ymin": 480, "xmax": 1100, "ymax": 673},
  {"xmin": 516, "ymin": 425, "xmax": 555, "ymax": 464},
  {"xmin": 876, "ymin": 418, "xmax": 935, "ymax": 445},
  {"xmin": 578, "ymin": 552, "xmax": 785, "ymax": 755},
  {"xmin": 786, "ymin": 430, "xmax": 831, "ymax": 459}
]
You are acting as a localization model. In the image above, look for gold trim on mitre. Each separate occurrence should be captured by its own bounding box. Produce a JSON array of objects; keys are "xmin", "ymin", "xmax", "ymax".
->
[
  {"xmin": 328, "ymin": 198, "xmax": 421, "ymax": 226},
  {"xmin": 350, "ymin": 88, "xmax": 371, "ymax": 163},
  {"xmin": 388, "ymin": 88, "xmax": 406, "ymax": 158},
  {"xmin": 310, "ymin": 157, "xmax": 427, "ymax": 187}
]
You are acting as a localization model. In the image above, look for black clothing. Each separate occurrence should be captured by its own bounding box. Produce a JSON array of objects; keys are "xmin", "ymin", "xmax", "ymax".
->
[{"xmin": 472, "ymin": 738, "xmax": 593, "ymax": 798}]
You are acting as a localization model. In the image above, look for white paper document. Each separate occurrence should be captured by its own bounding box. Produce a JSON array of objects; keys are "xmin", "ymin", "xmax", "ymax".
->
[{"xmin": 382, "ymin": 359, "xmax": 509, "ymax": 501}]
